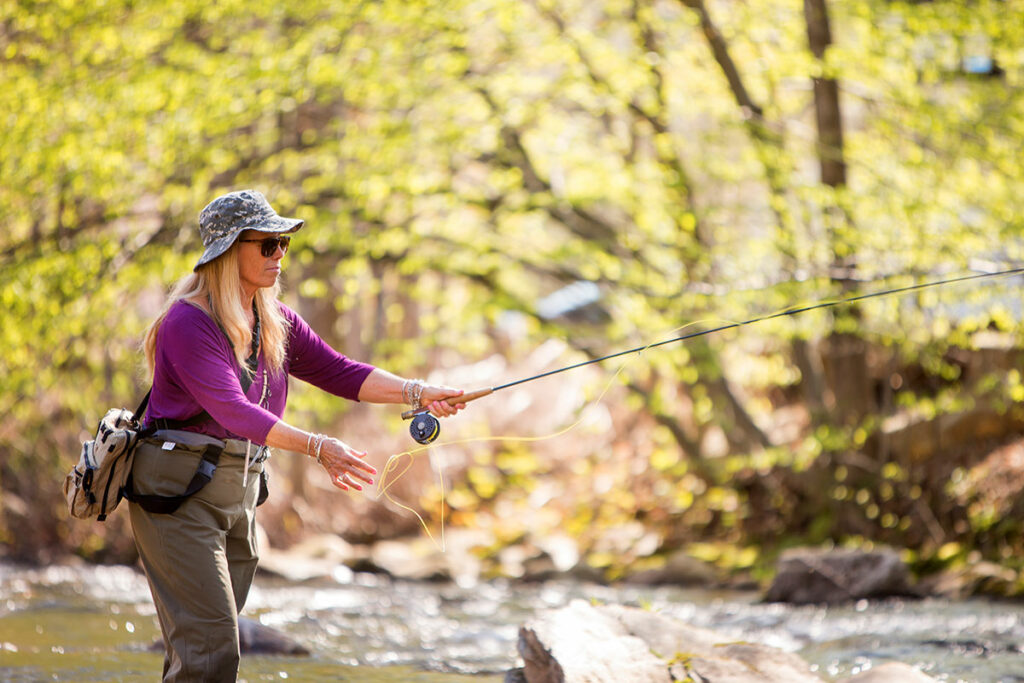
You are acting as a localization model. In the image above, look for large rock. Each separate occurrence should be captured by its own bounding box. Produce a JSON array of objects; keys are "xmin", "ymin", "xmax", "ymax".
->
[
  {"xmin": 626, "ymin": 550, "xmax": 719, "ymax": 586},
  {"xmin": 505, "ymin": 601, "xmax": 939, "ymax": 683},
  {"xmin": 368, "ymin": 528, "xmax": 490, "ymax": 585},
  {"xmin": 517, "ymin": 602, "xmax": 669, "ymax": 683},
  {"xmin": 670, "ymin": 642, "xmax": 822, "ymax": 683},
  {"xmin": 764, "ymin": 546, "xmax": 913, "ymax": 605},
  {"xmin": 509, "ymin": 600, "xmax": 819, "ymax": 683},
  {"xmin": 258, "ymin": 532, "xmax": 362, "ymax": 583}
]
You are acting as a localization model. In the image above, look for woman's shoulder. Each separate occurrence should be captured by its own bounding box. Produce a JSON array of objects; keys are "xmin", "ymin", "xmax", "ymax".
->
[
  {"xmin": 164, "ymin": 298, "xmax": 220, "ymax": 334},
  {"xmin": 276, "ymin": 300, "xmax": 306, "ymax": 329},
  {"xmin": 276, "ymin": 302, "xmax": 320, "ymax": 347},
  {"xmin": 276, "ymin": 300, "xmax": 296, "ymax": 317}
]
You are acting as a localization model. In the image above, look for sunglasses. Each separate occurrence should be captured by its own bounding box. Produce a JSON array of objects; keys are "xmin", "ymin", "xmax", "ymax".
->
[{"xmin": 239, "ymin": 235, "xmax": 291, "ymax": 257}]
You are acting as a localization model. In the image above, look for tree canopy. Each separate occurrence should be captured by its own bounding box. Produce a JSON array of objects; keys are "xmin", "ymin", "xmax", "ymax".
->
[{"xmin": 4, "ymin": 0, "xmax": 1024, "ymax": 579}]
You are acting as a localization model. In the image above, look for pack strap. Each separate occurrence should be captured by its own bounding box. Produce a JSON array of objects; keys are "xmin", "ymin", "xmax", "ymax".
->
[
  {"xmin": 134, "ymin": 390, "xmax": 152, "ymax": 423},
  {"xmin": 151, "ymin": 412, "xmax": 212, "ymax": 431},
  {"xmin": 124, "ymin": 443, "xmax": 224, "ymax": 515}
]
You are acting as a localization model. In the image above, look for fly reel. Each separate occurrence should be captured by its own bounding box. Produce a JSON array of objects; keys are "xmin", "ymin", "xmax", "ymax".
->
[
  {"xmin": 409, "ymin": 412, "xmax": 441, "ymax": 444},
  {"xmin": 400, "ymin": 388, "xmax": 494, "ymax": 444}
]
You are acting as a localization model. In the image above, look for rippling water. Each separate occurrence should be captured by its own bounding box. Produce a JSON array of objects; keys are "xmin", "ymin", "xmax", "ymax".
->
[{"xmin": 3, "ymin": 562, "xmax": 1024, "ymax": 681}]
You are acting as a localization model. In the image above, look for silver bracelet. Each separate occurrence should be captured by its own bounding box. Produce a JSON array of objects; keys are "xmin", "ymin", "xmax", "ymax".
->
[
  {"xmin": 314, "ymin": 434, "xmax": 326, "ymax": 466},
  {"xmin": 407, "ymin": 378, "xmax": 426, "ymax": 409}
]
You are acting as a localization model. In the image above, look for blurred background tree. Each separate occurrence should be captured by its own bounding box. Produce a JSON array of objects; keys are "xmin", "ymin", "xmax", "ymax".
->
[{"xmin": 3, "ymin": 0, "xmax": 1024, "ymax": 583}]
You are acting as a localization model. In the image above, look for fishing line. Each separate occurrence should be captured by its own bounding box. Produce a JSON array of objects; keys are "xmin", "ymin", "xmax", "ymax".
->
[
  {"xmin": 378, "ymin": 265, "xmax": 1024, "ymax": 549},
  {"xmin": 377, "ymin": 318, "xmax": 719, "ymax": 550},
  {"xmin": 402, "ymin": 265, "xmax": 1024, "ymax": 432}
]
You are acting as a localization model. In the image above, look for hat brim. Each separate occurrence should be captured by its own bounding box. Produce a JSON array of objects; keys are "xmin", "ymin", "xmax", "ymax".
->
[{"xmin": 193, "ymin": 216, "xmax": 303, "ymax": 271}]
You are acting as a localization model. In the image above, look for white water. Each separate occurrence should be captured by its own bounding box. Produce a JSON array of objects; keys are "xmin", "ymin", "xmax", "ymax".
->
[{"xmin": 2, "ymin": 562, "xmax": 1024, "ymax": 681}]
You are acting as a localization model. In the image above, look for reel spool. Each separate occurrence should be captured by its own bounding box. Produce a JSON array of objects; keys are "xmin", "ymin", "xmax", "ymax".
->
[
  {"xmin": 409, "ymin": 412, "xmax": 441, "ymax": 444},
  {"xmin": 400, "ymin": 388, "xmax": 494, "ymax": 444}
]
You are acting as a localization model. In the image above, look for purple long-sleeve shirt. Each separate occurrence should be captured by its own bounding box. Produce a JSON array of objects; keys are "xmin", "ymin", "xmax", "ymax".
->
[{"xmin": 146, "ymin": 300, "xmax": 375, "ymax": 444}]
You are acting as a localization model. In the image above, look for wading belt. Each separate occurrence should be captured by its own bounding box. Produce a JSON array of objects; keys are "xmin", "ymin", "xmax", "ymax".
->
[{"xmin": 125, "ymin": 443, "xmax": 224, "ymax": 515}]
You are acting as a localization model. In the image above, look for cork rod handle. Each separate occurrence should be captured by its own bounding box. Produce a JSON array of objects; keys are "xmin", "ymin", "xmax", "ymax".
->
[{"xmin": 401, "ymin": 387, "xmax": 494, "ymax": 420}]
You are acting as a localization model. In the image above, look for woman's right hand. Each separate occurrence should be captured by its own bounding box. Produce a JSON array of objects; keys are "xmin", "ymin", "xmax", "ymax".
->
[
  {"xmin": 419, "ymin": 384, "xmax": 466, "ymax": 418},
  {"xmin": 316, "ymin": 437, "xmax": 377, "ymax": 492}
]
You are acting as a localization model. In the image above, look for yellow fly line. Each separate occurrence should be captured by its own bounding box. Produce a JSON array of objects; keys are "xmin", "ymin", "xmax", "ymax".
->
[
  {"xmin": 374, "ymin": 318, "xmax": 733, "ymax": 552},
  {"xmin": 372, "ymin": 264, "xmax": 1024, "ymax": 550}
]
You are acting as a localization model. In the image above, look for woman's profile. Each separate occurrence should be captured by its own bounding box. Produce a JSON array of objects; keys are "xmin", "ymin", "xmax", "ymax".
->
[{"xmin": 129, "ymin": 189, "xmax": 465, "ymax": 681}]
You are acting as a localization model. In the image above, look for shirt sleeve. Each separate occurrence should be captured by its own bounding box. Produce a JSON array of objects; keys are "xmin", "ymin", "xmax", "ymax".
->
[
  {"xmin": 159, "ymin": 305, "xmax": 280, "ymax": 443},
  {"xmin": 283, "ymin": 304, "xmax": 375, "ymax": 400}
]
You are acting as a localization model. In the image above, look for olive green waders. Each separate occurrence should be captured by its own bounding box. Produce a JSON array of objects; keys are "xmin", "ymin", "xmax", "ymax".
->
[{"xmin": 129, "ymin": 430, "xmax": 266, "ymax": 683}]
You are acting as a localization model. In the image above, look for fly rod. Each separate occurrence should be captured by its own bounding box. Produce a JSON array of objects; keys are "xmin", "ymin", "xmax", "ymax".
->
[{"xmin": 402, "ymin": 266, "xmax": 1024, "ymax": 444}]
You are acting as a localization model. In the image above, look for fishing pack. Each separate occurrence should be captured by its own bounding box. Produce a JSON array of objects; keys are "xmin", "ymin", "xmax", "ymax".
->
[{"xmin": 63, "ymin": 392, "xmax": 153, "ymax": 521}]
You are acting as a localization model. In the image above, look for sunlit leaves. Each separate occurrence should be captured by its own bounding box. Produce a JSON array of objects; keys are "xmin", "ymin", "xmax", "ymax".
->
[{"xmin": 4, "ymin": 0, "xmax": 1024, "ymax": 568}]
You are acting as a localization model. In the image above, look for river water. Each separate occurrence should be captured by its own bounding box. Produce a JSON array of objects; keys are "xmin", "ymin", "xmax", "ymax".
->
[{"xmin": 2, "ymin": 562, "xmax": 1024, "ymax": 682}]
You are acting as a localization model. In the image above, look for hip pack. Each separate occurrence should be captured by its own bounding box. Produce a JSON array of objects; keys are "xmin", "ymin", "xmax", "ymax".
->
[
  {"xmin": 63, "ymin": 392, "xmax": 154, "ymax": 521},
  {"xmin": 63, "ymin": 390, "xmax": 269, "ymax": 520}
]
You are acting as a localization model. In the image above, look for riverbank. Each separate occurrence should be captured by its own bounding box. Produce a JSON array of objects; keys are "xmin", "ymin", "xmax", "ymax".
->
[
  {"xmin": 256, "ymin": 526, "xmax": 1024, "ymax": 604},
  {"xmin": 4, "ymin": 561, "xmax": 1024, "ymax": 681}
]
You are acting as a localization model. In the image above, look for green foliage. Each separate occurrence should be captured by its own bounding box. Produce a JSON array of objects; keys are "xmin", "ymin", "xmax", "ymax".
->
[{"xmin": 3, "ymin": 0, "xmax": 1024, "ymax": 573}]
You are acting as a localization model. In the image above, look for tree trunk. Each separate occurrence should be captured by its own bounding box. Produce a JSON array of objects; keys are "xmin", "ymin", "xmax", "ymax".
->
[
  {"xmin": 805, "ymin": 0, "xmax": 846, "ymax": 189},
  {"xmin": 681, "ymin": 0, "xmax": 830, "ymax": 415},
  {"xmin": 804, "ymin": 0, "xmax": 872, "ymax": 425}
]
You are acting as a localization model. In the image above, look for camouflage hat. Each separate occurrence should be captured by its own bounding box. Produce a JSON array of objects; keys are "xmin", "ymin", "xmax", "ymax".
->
[{"xmin": 194, "ymin": 189, "xmax": 304, "ymax": 270}]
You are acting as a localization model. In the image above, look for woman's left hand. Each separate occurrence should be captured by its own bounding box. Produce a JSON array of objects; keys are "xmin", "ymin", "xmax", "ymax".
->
[
  {"xmin": 420, "ymin": 385, "xmax": 466, "ymax": 418},
  {"xmin": 317, "ymin": 437, "xmax": 377, "ymax": 492}
]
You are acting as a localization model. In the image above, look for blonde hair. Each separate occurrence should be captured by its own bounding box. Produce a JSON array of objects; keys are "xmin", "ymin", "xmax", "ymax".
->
[{"xmin": 144, "ymin": 244, "xmax": 290, "ymax": 379}]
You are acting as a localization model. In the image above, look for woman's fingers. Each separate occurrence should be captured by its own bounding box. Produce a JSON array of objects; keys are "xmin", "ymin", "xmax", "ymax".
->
[
  {"xmin": 423, "ymin": 386, "xmax": 466, "ymax": 418},
  {"xmin": 321, "ymin": 439, "xmax": 377, "ymax": 490},
  {"xmin": 347, "ymin": 450, "xmax": 377, "ymax": 475},
  {"xmin": 428, "ymin": 400, "xmax": 452, "ymax": 417},
  {"xmin": 421, "ymin": 386, "xmax": 465, "ymax": 418},
  {"xmin": 344, "ymin": 460, "xmax": 376, "ymax": 485},
  {"xmin": 332, "ymin": 471, "xmax": 362, "ymax": 491},
  {"xmin": 431, "ymin": 401, "xmax": 465, "ymax": 417}
]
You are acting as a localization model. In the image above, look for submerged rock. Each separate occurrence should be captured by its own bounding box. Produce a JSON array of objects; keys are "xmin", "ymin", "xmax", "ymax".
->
[
  {"xmin": 149, "ymin": 617, "xmax": 309, "ymax": 656},
  {"xmin": 237, "ymin": 616, "xmax": 310, "ymax": 655},
  {"xmin": 764, "ymin": 546, "xmax": 913, "ymax": 605},
  {"xmin": 841, "ymin": 662, "xmax": 936, "ymax": 682}
]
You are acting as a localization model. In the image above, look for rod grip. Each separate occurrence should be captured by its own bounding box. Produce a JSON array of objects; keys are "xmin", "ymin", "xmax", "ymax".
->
[{"xmin": 401, "ymin": 387, "xmax": 493, "ymax": 420}]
